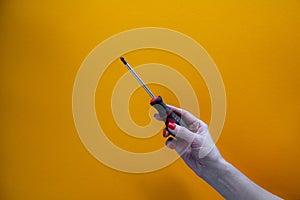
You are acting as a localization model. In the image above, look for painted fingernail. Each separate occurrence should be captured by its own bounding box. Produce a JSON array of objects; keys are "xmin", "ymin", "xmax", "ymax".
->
[
  {"xmin": 168, "ymin": 122, "xmax": 176, "ymax": 130},
  {"xmin": 163, "ymin": 130, "xmax": 169, "ymax": 137},
  {"xmin": 168, "ymin": 118, "xmax": 175, "ymax": 123}
]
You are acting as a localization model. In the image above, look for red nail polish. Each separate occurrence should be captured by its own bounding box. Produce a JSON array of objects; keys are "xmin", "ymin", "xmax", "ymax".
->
[
  {"xmin": 168, "ymin": 118, "xmax": 175, "ymax": 123},
  {"xmin": 168, "ymin": 122, "xmax": 176, "ymax": 130},
  {"xmin": 163, "ymin": 130, "xmax": 168, "ymax": 137}
]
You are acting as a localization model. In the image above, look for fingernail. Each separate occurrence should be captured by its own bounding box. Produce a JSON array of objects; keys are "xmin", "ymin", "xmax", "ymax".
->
[
  {"xmin": 169, "ymin": 143, "xmax": 175, "ymax": 149},
  {"xmin": 163, "ymin": 130, "xmax": 169, "ymax": 137},
  {"xmin": 168, "ymin": 118, "xmax": 175, "ymax": 123},
  {"xmin": 168, "ymin": 122, "xmax": 176, "ymax": 130},
  {"xmin": 166, "ymin": 140, "xmax": 174, "ymax": 149}
]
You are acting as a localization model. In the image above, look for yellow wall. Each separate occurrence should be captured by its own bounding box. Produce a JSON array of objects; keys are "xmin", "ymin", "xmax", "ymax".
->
[{"xmin": 1, "ymin": 0, "xmax": 300, "ymax": 199}]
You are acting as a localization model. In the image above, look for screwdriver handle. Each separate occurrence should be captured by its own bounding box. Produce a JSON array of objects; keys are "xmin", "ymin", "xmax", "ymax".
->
[{"xmin": 150, "ymin": 96, "xmax": 187, "ymax": 133}]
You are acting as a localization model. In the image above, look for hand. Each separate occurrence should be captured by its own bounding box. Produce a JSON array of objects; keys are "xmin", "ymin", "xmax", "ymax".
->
[
  {"xmin": 154, "ymin": 105, "xmax": 224, "ymax": 178},
  {"xmin": 155, "ymin": 106, "xmax": 282, "ymax": 200}
]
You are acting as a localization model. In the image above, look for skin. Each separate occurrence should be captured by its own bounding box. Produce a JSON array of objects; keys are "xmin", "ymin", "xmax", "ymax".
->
[{"xmin": 154, "ymin": 105, "xmax": 282, "ymax": 200}]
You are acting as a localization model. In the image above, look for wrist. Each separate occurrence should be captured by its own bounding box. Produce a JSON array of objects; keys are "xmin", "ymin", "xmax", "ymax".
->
[{"xmin": 200, "ymin": 157, "xmax": 230, "ymax": 181}]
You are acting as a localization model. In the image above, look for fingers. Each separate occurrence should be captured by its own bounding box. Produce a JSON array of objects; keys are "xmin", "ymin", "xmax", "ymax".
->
[
  {"xmin": 167, "ymin": 122, "xmax": 197, "ymax": 143},
  {"xmin": 162, "ymin": 128, "xmax": 171, "ymax": 137},
  {"xmin": 165, "ymin": 137, "xmax": 189, "ymax": 155},
  {"xmin": 165, "ymin": 124, "xmax": 215, "ymax": 159},
  {"xmin": 162, "ymin": 123, "xmax": 195, "ymax": 154},
  {"xmin": 155, "ymin": 106, "xmax": 211, "ymax": 158},
  {"xmin": 164, "ymin": 122, "xmax": 205, "ymax": 151}
]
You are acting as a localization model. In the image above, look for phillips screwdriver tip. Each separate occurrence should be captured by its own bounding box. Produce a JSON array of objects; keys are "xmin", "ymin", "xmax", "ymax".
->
[{"xmin": 120, "ymin": 57, "xmax": 127, "ymax": 65}]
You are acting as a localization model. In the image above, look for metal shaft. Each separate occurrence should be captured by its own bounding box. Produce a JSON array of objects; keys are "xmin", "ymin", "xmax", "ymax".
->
[{"xmin": 120, "ymin": 57, "xmax": 155, "ymax": 98}]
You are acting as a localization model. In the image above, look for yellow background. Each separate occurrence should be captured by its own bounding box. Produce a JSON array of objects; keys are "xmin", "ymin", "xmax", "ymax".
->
[{"xmin": 1, "ymin": 0, "xmax": 300, "ymax": 199}]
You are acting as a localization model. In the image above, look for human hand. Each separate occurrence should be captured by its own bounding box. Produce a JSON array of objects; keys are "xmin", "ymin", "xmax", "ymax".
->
[
  {"xmin": 154, "ymin": 105, "xmax": 224, "ymax": 178},
  {"xmin": 155, "ymin": 106, "xmax": 282, "ymax": 200}
]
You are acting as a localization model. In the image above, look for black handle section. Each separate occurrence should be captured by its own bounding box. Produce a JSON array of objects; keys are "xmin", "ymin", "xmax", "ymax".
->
[{"xmin": 150, "ymin": 96, "xmax": 186, "ymax": 130}]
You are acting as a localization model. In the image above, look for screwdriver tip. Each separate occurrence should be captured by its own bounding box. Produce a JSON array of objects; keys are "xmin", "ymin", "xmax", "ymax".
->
[{"xmin": 120, "ymin": 57, "xmax": 127, "ymax": 65}]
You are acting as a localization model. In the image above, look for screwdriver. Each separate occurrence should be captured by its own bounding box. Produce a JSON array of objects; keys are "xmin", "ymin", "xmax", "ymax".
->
[{"xmin": 120, "ymin": 57, "xmax": 187, "ymax": 134}]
